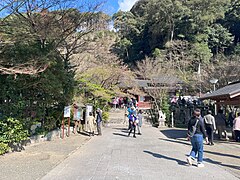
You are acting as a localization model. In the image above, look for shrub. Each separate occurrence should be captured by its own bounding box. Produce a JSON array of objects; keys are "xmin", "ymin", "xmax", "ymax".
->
[
  {"xmin": 102, "ymin": 111, "xmax": 109, "ymax": 123},
  {"xmin": 0, "ymin": 142, "xmax": 10, "ymax": 155},
  {"xmin": 0, "ymin": 117, "xmax": 28, "ymax": 155}
]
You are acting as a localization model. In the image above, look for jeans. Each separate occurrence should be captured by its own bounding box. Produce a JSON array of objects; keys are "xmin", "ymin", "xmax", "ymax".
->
[{"xmin": 190, "ymin": 134, "xmax": 204, "ymax": 163}]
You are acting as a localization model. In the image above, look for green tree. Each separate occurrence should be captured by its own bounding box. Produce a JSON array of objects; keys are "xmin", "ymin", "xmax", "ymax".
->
[{"xmin": 206, "ymin": 24, "xmax": 233, "ymax": 55}]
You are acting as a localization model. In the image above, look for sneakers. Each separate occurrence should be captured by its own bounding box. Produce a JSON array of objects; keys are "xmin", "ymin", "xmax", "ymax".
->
[
  {"xmin": 197, "ymin": 163, "xmax": 205, "ymax": 167},
  {"xmin": 186, "ymin": 156, "xmax": 193, "ymax": 165},
  {"xmin": 187, "ymin": 156, "xmax": 205, "ymax": 167}
]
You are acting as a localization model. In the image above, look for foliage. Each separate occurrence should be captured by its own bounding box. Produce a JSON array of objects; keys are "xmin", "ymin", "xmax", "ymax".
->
[
  {"xmin": 111, "ymin": 0, "xmax": 240, "ymax": 96},
  {"xmin": 102, "ymin": 111, "xmax": 109, "ymax": 123},
  {"xmin": 190, "ymin": 42, "xmax": 213, "ymax": 64},
  {"xmin": 152, "ymin": 48, "xmax": 162, "ymax": 58},
  {"xmin": 161, "ymin": 96, "xmax": 171, "ymax": 125},
  {"xmin": 0, "ymin": 142, "xmax": 9, "ymax": 155},
  {"xmin": 206, "ymin": 24, "xmax": 233, "ymax": 54},
  {"xmin": 0, "ymin": 117, "xmax": 28, "ymax": 155}
]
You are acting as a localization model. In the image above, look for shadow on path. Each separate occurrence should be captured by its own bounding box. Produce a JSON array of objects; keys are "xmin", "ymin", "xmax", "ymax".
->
[
  {"xmin": 113, "ymin": 133, "xmax": 128, "ymax": 137},
  {"xmin": 143, "ymin": 150, "xmax": 188, "ymax": 166},
  {"xmin": 159, "ymin": 137, "xmax": 190, "ymax": 146},
  {"xmin": 78, "ymin": 131, "xmax": 91, "ymax": 137},
  {"xmin": 112, "ymin": 127, "xmax": 129, "ymax": 133},
  {"xmin": 112, "ymin": 127, "xmax": 128, "ymax": 130},
  {"xmin": 205, "ymin": 150, "xmax": 240, "ymax": 159},
  {"xmin": 160, "ymin": 129, "xmax": 187, "ymax": 139},
  {"xmin": 205, "ymin": 158, "xmax": 240, "ymax": 171}
]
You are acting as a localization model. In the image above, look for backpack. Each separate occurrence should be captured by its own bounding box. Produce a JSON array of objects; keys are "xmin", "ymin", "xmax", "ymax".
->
[{"xmin": 188, "ymin": 119, "xmax": 199, "ymax": 137}]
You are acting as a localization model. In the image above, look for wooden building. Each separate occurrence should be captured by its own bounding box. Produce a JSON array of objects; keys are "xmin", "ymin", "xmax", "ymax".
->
[
  {"xmin": 128, "ymin": 76, "xmax": 183, "ymax": 110},
  {"xmin": 200, "ymin": 81, "xmax": 240, "ymax": 106}
]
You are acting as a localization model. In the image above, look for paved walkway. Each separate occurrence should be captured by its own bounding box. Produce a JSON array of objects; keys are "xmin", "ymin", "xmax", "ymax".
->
[
  {"xmin": 41, "ymin": 124, "xmax": 239, "ymax": 180},
  {"xmin": 0, "ymin": 133, "xmax": 90, "ymax": 180}
]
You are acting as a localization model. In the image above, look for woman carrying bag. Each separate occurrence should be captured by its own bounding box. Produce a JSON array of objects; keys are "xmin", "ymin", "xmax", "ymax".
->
[{"xmin": 187, "ymin": 109, "xmax": 208, "ymax": 167}]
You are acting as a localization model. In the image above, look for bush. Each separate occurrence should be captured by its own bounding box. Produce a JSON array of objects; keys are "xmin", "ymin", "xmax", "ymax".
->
[
  {"xmin": 0, "ymin": 142, "xmax": 10, "ymax": 155},
  {"xmin": 0, "ymin": 117, "xmax": 28, "ymax": 155},
  {"xmin": 102, "ymin": 111, "xmax": 109, "ymax": 123}
]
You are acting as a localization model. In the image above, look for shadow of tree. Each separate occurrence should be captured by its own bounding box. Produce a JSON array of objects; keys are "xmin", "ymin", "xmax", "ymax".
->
[
  {"xmin": 159, "ymin": 137, "xmax": 190, "ymax": 146},
  {"xmin": 143, "ymin": 150, "xmax": 188, "ymax": 166},
  {"xmin": 160, "ymin": 129, "xmax": 187, "ymax": 139},
  {"xmin": 112, "ymin": 127, "xmax": 129, "ymax": 133},
  {"xmin": 112, "ymin": 127, "xmax": 128, "ymax": 130},
  {"xmin": 205, "ymin": 150, "xmax": 240, "ymax": 159},
  {"xmin": 160, "ymin": 128, "xmax": 238, "ymax": 144},
  {"xmin": 113, "ymin": 133, "xmax": 129, "ymax": 137},
  {"xmin": 205, "ymin": 158, "xmax": 240, "ymax": 171}
]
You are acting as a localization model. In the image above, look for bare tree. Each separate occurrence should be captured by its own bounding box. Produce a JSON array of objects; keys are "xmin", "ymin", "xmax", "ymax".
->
[
  {"xmin": 135, "ymin": 57, "xmax": 176, "ymax": 122},
  {"xmin": 0, "ymin": 0, "xmax": 105, "ymax": 75}
]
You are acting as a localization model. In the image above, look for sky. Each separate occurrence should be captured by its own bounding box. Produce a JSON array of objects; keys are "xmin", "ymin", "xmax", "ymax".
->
[
  {"xmin": 0, "ymin": 0, "xmax": 139, "ymax": 17},
  {"xmin": 104, "ymin": 0, "xmax": 139, "ymax": 15}
]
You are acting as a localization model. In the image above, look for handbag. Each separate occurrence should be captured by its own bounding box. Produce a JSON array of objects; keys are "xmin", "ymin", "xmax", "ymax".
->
[{"xmin": 188, "ymin": 119, "xmax": 199, "ymax": 137}]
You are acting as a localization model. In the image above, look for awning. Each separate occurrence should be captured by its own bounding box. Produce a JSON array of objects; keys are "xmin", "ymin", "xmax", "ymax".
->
[{"xmin": 200, "ymin": 81, "xmax": 240, "ymax": 105}]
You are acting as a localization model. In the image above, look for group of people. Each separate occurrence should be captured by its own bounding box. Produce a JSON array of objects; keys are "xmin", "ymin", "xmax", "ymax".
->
[
  {"xmin": 186, "ymin": 108, "xmax": 240, "ymax": 168},
  {"xmin": 204, "ymin": 109, "xmax": 240, "ymax": 144},
  {"xmin": 73, "ymin": 108, "xmax": 103, "ymax": 136},
  {"xmin": 86, "ymin": 108, "xmax": 103, "ymax": 136},
  {"xmin": 112, "ymin": 97, "xmax": 138, "ymax": 109},
  {"xmin": 126, "ymin": 106, "xmax": 143, "ymax": 138}
]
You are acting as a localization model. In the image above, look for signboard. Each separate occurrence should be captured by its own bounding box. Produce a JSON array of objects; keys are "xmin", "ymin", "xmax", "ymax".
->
[
  {"xmin": 73, "ymin": 110, "xmax": 81, "ymax": 120},
  {"xmin": 85, "ymin": 105, "xmax": 93, "ymax": 118},
  {"xmin": 64, "ymin": 106, "xmax": 71, "ymax": 118}
]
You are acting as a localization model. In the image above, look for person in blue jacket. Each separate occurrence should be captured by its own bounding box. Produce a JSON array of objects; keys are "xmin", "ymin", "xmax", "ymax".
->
[{"xmin": 128, "ymin": 112, "xmax": 137, "ymax": 138}]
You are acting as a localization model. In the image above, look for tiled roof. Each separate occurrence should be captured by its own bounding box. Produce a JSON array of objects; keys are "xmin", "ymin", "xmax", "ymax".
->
[
  {"xmin": 135, "ymin": 76, "xmax": 182, "ymax": 87},
  {"xmin": 200, "ymin": 81, "xmax": 240, "ymax": 100}
]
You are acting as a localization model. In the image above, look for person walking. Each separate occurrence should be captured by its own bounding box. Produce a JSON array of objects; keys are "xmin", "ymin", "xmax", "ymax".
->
[
  {"xmin": 127, "ymin": 106, "xmax": 136, "ymax": 130},
  {"xmin": 215, "ymin": 109, "xmax": 229, "ymax": 140},
  {"xmin": 128, "ymin": 113, "xmax": 137, "ymax": 138},
  {"xmin": 87, "ymin": 112, "xmax": 95, "ymax": 136},
  {"xmin": 96, "ymin": 108, "xmax": 102, "ymax": 136},
  {"xmin": 233, "ymin": 112, "xmax": 240, "ymax": 142},
  {"xmin": 137, "ymin": 110, "xmax": 143, "ymax": 135},
  {"xmin": 187, "ymin": 109, "xmax": 208, "ymax": 167},
  {"xmin": 204, "ymin": 110, "xmax": 216, "ymax": 145}
]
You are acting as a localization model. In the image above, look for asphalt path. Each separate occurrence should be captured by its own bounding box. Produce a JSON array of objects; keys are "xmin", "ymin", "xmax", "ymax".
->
[{"xmin": 41, "ymin": 125, "xmax": 239, "ymax": 180}]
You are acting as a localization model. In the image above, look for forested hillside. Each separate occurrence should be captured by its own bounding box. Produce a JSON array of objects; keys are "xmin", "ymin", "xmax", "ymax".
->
[{"xmin": 112, "ymin": 0, "xmax": 240, "ymax": 92}]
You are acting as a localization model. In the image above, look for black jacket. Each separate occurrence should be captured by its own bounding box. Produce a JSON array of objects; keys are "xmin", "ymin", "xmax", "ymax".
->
[{"xmin": 188, "ymin": 116, "xmax": 207, "ymax": 138}]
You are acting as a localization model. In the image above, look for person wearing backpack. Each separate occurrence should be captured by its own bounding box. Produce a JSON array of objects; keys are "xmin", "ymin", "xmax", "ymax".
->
[{"xmin": 187, "ymin": 108, "xmax": 208, "ymax": 167}]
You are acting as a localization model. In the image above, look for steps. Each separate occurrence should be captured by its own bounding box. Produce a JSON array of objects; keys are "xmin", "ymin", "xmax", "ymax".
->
[{"xmin": 108, "ymin": 108, "xmax": 127, "ymax": 124}]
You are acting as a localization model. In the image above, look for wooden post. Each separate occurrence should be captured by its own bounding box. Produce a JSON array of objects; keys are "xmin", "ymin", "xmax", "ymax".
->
[
  {"xmin": 62, "ymin": 113, "xmax": 64, "ymax": 139},
  {"xmin": 68, "ymin": 117, "xmax": 70, "ymax": 137}
]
